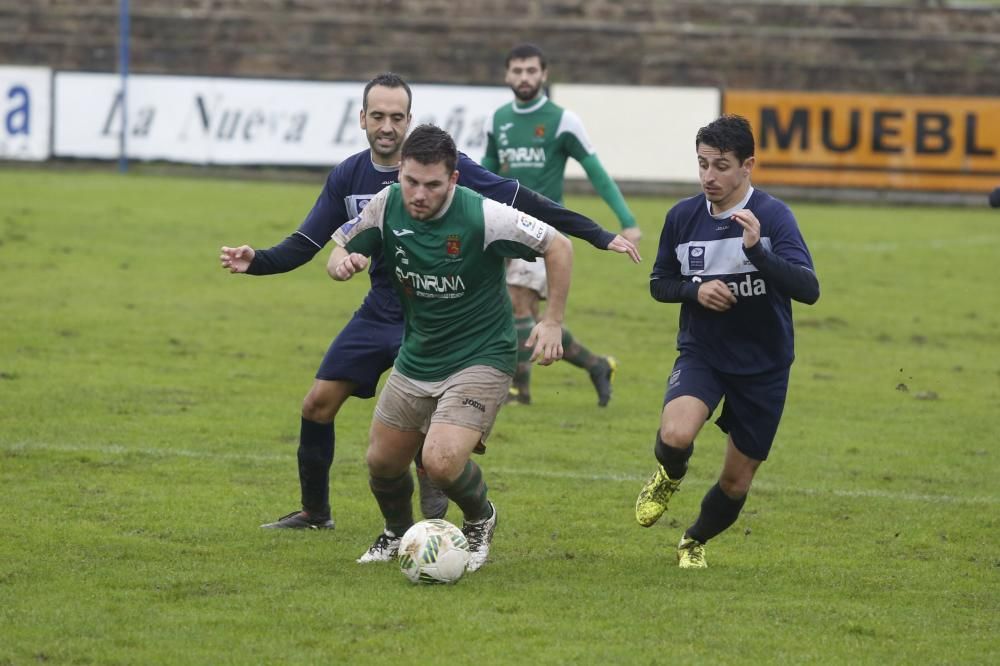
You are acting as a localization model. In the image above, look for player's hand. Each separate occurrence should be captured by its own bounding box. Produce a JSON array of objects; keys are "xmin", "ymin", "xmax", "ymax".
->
[
  {"xmin": 526, "ymin": 319, "xmax": 564, "ymax": 366},
  {"xmin": 697, "ymin": 279, "xmax": 737, "ymax": 312},
  {"xmin": 606, "ymin": 234, "xmax": 642, "ymax": 263},
  {"xmin": 731, "ymin": 209, "xmax": 761, "ymax": 248},
  {"xmin": 332, "ymin": 252, "xmax": 369, "ymax": 280},
  {"xmin": 220, "ymin": 245, "xmax": 255, "ymax": 273},
  {"xmin": 621, "ymin": 226, "xmax": 642, "ymax": 244}
]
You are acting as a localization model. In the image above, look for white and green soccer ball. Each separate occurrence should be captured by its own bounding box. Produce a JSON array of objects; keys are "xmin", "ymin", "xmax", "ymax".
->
[{"xmin": 398, "ymin": 519, "xmax": 470, "ymax": 585}]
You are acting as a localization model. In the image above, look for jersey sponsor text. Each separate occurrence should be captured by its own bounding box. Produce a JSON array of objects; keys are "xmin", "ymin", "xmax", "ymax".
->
[
  {"xmin": 498, "ymin": 146, "xmax": 546, "ymax": 167},
  {"xmin": 395, "ymin": 268, "xmax": 466, "ymax": 298}
]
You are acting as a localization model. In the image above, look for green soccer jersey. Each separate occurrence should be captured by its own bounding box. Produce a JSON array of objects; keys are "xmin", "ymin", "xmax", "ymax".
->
[
  {"xmin": 483, "ymin": 95, "xmax": 594, "ymax": 204},
  {"xmin": 332, "ymin": 183, "xmax": 556, "ymax": 381}
]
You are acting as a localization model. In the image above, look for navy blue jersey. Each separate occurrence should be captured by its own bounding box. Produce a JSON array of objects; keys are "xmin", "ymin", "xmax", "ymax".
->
[
  {"xmin": 651, "ymin": 188, "xmax": 815, "ymax": 374},
  {"xmin": 292, "ymin": 150, "xmax": 522, "ymax": 318}
]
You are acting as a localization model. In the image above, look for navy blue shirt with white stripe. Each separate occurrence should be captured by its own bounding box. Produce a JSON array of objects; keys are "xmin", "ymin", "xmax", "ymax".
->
[
  {"xmin": 295, "ymin": 150, "xmax": 524, "ymax": 319},
  {"xmin": 651, "ymin": 188, "xmax": 815, "ymax": 375},
  {"xmin": 247, "ymin": 148, "xmax": 614, "ymax": 320}
]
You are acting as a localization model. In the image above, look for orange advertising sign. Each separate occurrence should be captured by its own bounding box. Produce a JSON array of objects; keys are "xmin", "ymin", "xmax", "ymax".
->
[{"xmin": 724, "ymin": 90, "xmax": 1000, "ymax": 192}]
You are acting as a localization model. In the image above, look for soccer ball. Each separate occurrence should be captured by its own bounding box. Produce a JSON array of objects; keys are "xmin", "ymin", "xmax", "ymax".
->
[{"xmin": 398, "ymin": 519, "xmax": 470, "ymax": 585}]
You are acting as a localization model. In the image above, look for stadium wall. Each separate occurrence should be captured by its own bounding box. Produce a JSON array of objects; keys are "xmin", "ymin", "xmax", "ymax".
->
[
  {"xmin": 2, "ymin": 1, "xmax": 999, "ymax": 95},
  {"xmin": 3, "ymin": 2, "xmax": 999, "ymax": 203}
]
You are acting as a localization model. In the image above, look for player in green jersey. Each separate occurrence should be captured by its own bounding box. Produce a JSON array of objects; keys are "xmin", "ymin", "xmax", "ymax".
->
[
  {"xmin": 328, "ymin": 125, "xmax": 573, "ymax": 571},
  {"xmin": 482, "ymin": 42, "xmax": 640, "ymax": 407}
]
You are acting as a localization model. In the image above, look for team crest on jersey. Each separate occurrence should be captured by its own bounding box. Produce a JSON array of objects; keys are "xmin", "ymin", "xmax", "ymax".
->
[
  {"xmin": 446, "ymin": 234, "xmax": 461, "ymax": 256},
  {"xmin": 688, "ymin": 246, "xmax": 706, "ymax": 271},
  {"xmin": 534, "ymin": 124, "xmax": 545, "ymax": 138}
]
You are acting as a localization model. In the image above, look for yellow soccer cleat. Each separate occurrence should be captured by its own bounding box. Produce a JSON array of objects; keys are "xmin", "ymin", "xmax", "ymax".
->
[
  {"xmin": 504, "ymin": 386, "xmax": 531, "ymax": 405},
  {"xmin": 677, "ymin": 536, "xmax": 707, "ymax": 569},
  {"xmin": 634, "ymin": 465, "xmax": 683, "ymax": 527}
]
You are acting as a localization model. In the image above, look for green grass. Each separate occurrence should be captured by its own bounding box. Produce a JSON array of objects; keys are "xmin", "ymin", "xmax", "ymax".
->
[{"xmin": 2, "ymin": 166, "xmax": 998, "ymax": 664}]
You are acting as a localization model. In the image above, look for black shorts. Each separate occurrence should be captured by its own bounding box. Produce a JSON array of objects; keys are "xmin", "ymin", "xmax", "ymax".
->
[
  {"xmin": 315, "ymin": 304, "xmax": 402, "ymax": 399},
  {"xmin": 663, "ymin": 352, "xmax": 790, "ymax": 461}
]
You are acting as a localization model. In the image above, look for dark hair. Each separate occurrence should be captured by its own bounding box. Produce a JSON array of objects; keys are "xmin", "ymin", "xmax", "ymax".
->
[
  {"xmin": 401, "ymin": 124, "xmax": 458, "ymax": 173},
  {"xmin": 363, "ymin": 72, "xmax": 412, "ymax": 113},
  {"xmin": 696, "ymin": 114, "xmax": 755, "ymax": 164},
  {"xmin": 505, "ymin": 43, "xmax": 547, "ymax": 69}
]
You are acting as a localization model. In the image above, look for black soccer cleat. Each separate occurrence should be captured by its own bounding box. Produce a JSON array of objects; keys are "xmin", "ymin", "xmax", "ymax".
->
[
  {"xmin": 589, "ymin": 356, "xmax": 617, "ymax": 407},
  {"xmin": 260, "ymin": 510, "xmax": 335, "ymax": 530}
]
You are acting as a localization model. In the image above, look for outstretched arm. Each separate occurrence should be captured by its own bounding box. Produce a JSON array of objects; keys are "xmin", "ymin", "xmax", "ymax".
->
[
  {"xmin": 512, "ymin": 187, "xmax": 641, "ymax": 263},
  {"xmin": 579, "ymin": 153, "xmax": 641, "ymax": 242},
  {"xmin": 221, "ymin": 233, "xmax": 322, "ymax": 275}
]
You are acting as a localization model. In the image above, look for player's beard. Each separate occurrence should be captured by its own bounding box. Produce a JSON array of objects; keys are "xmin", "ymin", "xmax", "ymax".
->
[
  {"xmin": 511, "ymin": 82, "xmax": 542, "ymax": 103},
  {"xmin": 368, "ymin": 129, "xmax": 401, "ymax": 160},
  {"xmin": 404, "ymin": 193, "xmax": 445, "ymax": 220}
]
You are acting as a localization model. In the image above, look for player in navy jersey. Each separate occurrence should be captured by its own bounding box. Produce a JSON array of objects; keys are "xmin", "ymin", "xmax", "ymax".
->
[
  {"xmin": 219, "ymin": 73, "xmax": 640, "ymax": 530},
  {"xmin": 633, "ymin": 115, "xmax": 819, "ymax": 568}
]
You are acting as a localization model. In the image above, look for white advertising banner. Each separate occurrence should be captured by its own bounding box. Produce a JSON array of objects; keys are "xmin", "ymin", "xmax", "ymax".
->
[
  {"xmin": 553, "ymin": 84, "xmax": 720, "ymax": 183},
  {"xmin": 1, "ymin": 66, "xmax": 51, "ymax": 161},
  {"xmin": 53, "ymin": 72, "xmax": 509, "ymax": 166}
]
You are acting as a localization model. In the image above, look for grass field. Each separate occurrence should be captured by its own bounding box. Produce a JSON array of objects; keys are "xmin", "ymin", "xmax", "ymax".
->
[{"xmin": 2, "ymin": 167, "xmax": 998, "ymax": 664}]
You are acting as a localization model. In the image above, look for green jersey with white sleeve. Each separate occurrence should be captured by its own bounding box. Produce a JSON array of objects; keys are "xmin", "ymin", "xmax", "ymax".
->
[
  {"xmin": 332, "ymin": 183, "xmax": 556, "ymax": 381},
  {"xmin": 483, "ymin": 95, "xmax": 591, "ymax": 204}
]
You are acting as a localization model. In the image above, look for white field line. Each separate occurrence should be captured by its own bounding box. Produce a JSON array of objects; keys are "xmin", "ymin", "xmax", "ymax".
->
[{"xmin": 6, "ymin": 442, "xmax": 997, "ymax": 506}]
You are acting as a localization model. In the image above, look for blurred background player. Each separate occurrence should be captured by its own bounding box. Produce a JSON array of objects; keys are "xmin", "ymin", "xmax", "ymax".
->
[
  {"xmin": 482, "ymin": 43, "xmax": 640, "ymax": 407},
  {"xmin": 634, "ymin": 115, "xmax": 819, "ymax": 568},
  {"xmin": 989, "ymin": 186, "xmax": 1000, "ymax": 208},
  {"xmin": 220, "ymin": 73, "xmax": 639, "ymax": 530},
  {"xmin": 329, "ymin": 125, "xmax": 574, "ymax": 570}
]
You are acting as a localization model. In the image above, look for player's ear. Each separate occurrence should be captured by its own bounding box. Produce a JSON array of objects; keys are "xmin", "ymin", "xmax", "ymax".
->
[
  {"xmin": 449, "ymin": 170, "xmax": 459, "ymax": 186},
  {"xmin": 359, "ymin": 108, "xmax": 366, "ymax": 129},
  {"xmin": 742, "ymin": 156, "xmax": 756, "ymax": 175}
]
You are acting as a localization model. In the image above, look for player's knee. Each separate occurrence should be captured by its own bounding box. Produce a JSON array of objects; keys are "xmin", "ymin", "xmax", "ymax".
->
[
  {"xmin": 659, "ymin": 422, "xmax": 698, "ymax": 449},
  {"xmin": 302, "ymin": 386, "xmax": 340, "ymax": 422},
  {"xmin": 718, "ymin": 472, "xmax": 752, "ymax": 498},
  {"xmin": 365, "ymin": 446, "xmax": 396, "ymax": 478},
  {"xmin": 508, "ymin": 287, "xmax": 537, "ymax": 317},
  {"xmin": 420, "ymin": 450, "xmax": 461, "ymax": 486}
]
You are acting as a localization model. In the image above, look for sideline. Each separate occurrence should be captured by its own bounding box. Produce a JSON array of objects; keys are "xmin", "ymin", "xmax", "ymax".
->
[{"xmin": 6, "ymin": 441, "xmax": 997, "ymax": 506}]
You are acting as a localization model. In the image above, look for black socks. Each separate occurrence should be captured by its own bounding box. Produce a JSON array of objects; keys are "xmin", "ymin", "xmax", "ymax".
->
[
  {"xmin": 653, "ymin": 434, "xmax": 693, "ymax": 481},
  {"xmin": 298, "ymin": 417, "xmax": 334, "ymax": 516},
  {"xmin": 686, "ymin": 482, "xmax": 747, "ymax": 544}
]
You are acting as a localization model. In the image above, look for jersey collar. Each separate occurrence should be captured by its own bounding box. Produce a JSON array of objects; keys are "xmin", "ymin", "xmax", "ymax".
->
[
  {"xmin": 369, "ymin": 153, "xmax": 400, "ymax": 173},
  {"xmin": 428, "ymin": 186, "xmax": 458, "ymax": 221},
  {"xmin": 512, "ymin": 95, "xmax": 548, "ymax": 114},
  {"xmin": 706, "ymin": 186, "xmax": 755, "ymax": 220}
]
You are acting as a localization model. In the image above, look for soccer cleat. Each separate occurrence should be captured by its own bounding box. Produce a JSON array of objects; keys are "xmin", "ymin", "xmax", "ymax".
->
[
  {"xmin": 677, "ymin": 535, "xmax": 707, "ymax": 569},
  {"xmin": 634, "ymin": 465, "xmax": 683, "ymax": 527},
  {"xmin": 260, "ymin": 510, "xmax": 334, "ymax": 530},
  {"xmin": 417, "ymin": 467, "xmax": 449, "ymax": 520},
  {"xmin": 505, "ymin": 386, "xmax": 531, "ymax": 405},
  {"xmin": 357, "ymin": 530, "xmax": 402, "ymax": 563},
  {"xmin": 462, "ymin": 501, "xmax": 497, "ymax": 572},
  {"xmin": 589, "ymin": 356, "xmax": 617, "ymax": 407}
]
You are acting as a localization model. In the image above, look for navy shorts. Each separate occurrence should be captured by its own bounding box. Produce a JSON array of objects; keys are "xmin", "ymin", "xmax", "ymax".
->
[
  {"xmin": 664, "ymin": 352, "xmax": 790, "ymax": 461},
  {"xmin": 315, "ymin": 304, "xmax": 403, "ymax": 399}
]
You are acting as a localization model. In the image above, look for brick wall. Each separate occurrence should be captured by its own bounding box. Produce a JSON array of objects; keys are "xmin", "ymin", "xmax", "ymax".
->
[{"xmin": 3, "ymin": 1, "xmax": 999, "ymax": 94}]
